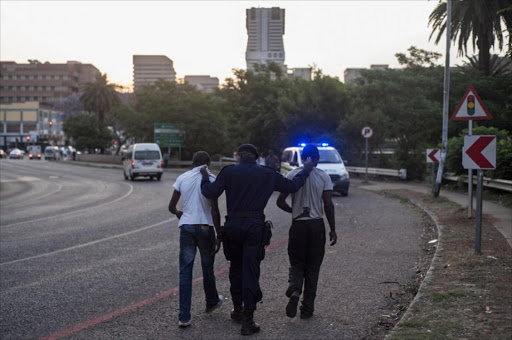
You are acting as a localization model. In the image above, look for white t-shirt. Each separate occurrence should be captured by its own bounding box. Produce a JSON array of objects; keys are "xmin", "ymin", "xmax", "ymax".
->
[
  {"xmin": 172, "ymin": 165, "xmax": 216, "ymax": 227},
  {"xmin": 287, "ymin": 167, "xmax": 333, "ymax": 220}
]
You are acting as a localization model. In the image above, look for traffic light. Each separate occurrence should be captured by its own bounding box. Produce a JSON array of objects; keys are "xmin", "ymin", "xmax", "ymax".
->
[
  {"xmin": 467, "ymin": 95, "xmax": 475, "ymax": 116},
  {"xmin": 26, "ymin": 135, "xmax": 31, "ymax": 142},
  {"xmin": 49, "ymin": 121, "xmax": 53, "ymax": 127}
]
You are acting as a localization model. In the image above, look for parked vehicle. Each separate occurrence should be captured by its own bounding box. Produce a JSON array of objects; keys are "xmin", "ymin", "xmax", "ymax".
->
[
  {"xmin": 122, "ymin": 143, "xmax": 163, "ymax": 181},
  {"xmin": 280, "ymin": 144, "xmax": 350, "ymax": 196},
  {"xmin": 0, "ymin": 149, "xmax": 6, "ymax": 158},
  {"xmin": 27, "ymin": 145, "xmax": 42, "ymax": 160},
  {"xmin": 44, "ymin": 146, "xmax": 61, "ymax": 161},
  {"xmin": 9, "ymin": 148, "xmax": 24, "ymax": 159}
]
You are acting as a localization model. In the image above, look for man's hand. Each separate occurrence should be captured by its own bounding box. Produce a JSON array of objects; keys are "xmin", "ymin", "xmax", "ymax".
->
[
  {"xmin": 200, "ymin": 165, "xmax": 208, "ymax": 177},
  {"xmin": 303, "ymin": 157, "xmax": 314, "ymax": 172},
  {"xmin": 176, "ymin": 210, "xmax": 183, "ymax": 219},
  {"xmin": 329, "ymin": 231, "xmax": 337, "ymax": 246},
  {"xmin": 213, "ymin": 238, "xmax": 221, "ymax": 254}
]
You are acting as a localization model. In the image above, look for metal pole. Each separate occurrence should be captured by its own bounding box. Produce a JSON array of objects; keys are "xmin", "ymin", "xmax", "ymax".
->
[
  {"xmin": 468, "ymin": 120, "xmax": 473, "ymax": 218},
  {"xmin": 431, "ymin": 163, "xmax": 436, "ymax": 193},
  {"xmin": 365, "ymin": 138, "xmax": 368, "ymax": 182},
  {"xmin": 434, "ymin": 0, "xmax": 451, "ymax": 197},
  {"xmin": 474, "ymin": 169, "xmax": 483, "ymax": 254}
]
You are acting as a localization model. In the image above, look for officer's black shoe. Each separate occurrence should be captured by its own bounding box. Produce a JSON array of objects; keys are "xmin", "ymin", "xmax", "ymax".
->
[
  {"xmin": 286, "ymin": 292, "xmax": 300, "ymax": 318},
  {"xmin": 241, "ymin": 310, "xmax": 260, "ymax": 336},
  {"xmin": 231, "ymin": 308, "xmax": 244, "ymax": 323}
]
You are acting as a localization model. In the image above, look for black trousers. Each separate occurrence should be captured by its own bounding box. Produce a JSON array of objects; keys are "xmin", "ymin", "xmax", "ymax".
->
[{"xmin": 287, "ymin": 218, "xmax": 326, "ymax": 314}]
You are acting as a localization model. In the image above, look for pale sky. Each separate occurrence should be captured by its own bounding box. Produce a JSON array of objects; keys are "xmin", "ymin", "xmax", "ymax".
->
[{"xmin": 1, "ymin": 0, "xmax": 488, "ymax": 90}]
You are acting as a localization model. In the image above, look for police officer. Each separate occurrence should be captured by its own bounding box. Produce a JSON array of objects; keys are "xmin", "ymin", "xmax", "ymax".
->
[{"xmin": 200, "ymin": 144, "xmax": 313, "ymax": 336}]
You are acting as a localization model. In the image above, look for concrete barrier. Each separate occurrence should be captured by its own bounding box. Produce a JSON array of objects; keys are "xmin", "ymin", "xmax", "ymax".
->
[{"xmin": 76, "ymin": 154, "xmax": 122, "ymax": 164}]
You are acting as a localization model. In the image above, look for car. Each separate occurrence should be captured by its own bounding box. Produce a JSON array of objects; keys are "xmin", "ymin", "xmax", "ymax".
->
[
  {"xmin": 8, "ymin": 148, "xmax": 24, "ymax": 159},
  {"xmin": 0, "ymin": 149, "xmax": 6, "ymax": 158},
  {"xmin": 27, "ymin": 145, "xmax": 42, "ymax": 160},
  {"xmin": 280, "ymin": 143, "xmax": 350, "ymax": 196},
  {"xmin": 44, "ymin": 146, "xmax": 61, "ymax": 161},
  {"xmin": 122, "ymin": 143, "xmax": 163, "ymax": 181}
]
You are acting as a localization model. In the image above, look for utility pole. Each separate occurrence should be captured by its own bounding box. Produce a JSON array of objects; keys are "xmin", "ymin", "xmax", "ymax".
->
[{"xmin": 434, "ymin": 0, "xmax": 451, "ymax": 197}]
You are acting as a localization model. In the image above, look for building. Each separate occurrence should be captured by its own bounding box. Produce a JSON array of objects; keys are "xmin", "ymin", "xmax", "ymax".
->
[
  {"xmin": 344, "ymin": 64, "xmax": 389, "ymax": 83},
  {"xmin": 133, "ymin": 55, "xmax": 176, "ymax": 91},
  {"xmin": 246, "ymin": 7, "xmax": 286, "ymax": 71},
  {"xmin": 0, "ymin": 60, "xmax": 100, "ymax": 105},
  {"xmin": 287, "ymin": 67, "xmax": 313, "ymax": 81},
  {"xmin": 0, "ymin": 101, "xmax": 65, "ymax": 149},
  {"xmin": 184, "ymin": 75, "xmax": 219, "ymax": 93}
]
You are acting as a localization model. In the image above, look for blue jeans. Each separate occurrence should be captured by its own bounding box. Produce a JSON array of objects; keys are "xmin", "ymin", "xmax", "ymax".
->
[{"xmin": 179, "ymin": 224, "xmax": 219, "ymax": 322}]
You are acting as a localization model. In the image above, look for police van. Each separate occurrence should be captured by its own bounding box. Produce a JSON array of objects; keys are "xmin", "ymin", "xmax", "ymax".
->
[
  {"xmin": 122, "ymin": 143, "xmax": 163, "ymax": 181},
  {"xmin": 280, "ymin": 144, "xmax": 350, "ymax": 196}
]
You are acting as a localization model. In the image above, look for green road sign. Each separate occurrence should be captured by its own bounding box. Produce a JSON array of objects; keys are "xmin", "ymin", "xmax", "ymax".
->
[{"xmin": 154, "ymin": 123, "xmax": 184, "ymax": 147}]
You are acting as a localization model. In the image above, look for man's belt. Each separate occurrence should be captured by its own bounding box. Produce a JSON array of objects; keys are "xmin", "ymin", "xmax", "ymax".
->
[{"xmin": 228, "ymin": 211, "xmax": 265, "ymax": 219}]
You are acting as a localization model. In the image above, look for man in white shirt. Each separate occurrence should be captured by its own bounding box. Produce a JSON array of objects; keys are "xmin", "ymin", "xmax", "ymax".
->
[
  {"xmin": 277, "ymin": 144, "xmax": 337, "ymax": 319},
  {"xmin": 168, "ymin": 151, "xmax": 223, "ymax": 327}
]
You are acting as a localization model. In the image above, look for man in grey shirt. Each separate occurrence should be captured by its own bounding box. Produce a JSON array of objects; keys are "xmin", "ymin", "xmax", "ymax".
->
[{"xmin": 277, "ymin": 144, "xmax": 337, "ymax": 319}]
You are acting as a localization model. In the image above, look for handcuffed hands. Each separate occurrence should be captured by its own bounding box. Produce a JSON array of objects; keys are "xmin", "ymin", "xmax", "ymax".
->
[{"xmin": 329, "ymin": 231, "xmax": 337, "ymax": 246}]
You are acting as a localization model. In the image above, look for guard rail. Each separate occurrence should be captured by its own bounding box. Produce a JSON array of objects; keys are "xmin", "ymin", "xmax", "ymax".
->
[
  {"xmin": 443, "ymin": 175, "xmax": 512, "ymax": 193},
  {"xmin": 346, "ymin": 166, "xmax": 407, "ymax": 180}
]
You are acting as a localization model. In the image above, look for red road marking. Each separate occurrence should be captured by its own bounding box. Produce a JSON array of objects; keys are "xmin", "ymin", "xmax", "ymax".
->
[{"xmin": 40, "ymin": 237, "xmax": 288, "ymax": 340}]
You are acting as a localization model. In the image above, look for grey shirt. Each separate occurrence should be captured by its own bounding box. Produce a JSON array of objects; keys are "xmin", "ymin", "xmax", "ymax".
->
[{"xmin": 286, "ymin": 167, "xmax": 333, "ymax": 220}]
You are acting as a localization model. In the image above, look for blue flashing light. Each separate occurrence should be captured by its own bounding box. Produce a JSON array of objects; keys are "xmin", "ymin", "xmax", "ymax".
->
[
  {"xmin": 299, "ymin": 143, "xmax": 306, "ymax": 147},
  {"xmin": 321, "ymin": 142, "xmax": 329, "ymax": 147}
]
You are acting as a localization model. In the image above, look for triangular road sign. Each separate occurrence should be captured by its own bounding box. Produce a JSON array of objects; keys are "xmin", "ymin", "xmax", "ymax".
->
[{"xmin": 451, "ymin": 85, "xmax": 492, "ymax": 121}]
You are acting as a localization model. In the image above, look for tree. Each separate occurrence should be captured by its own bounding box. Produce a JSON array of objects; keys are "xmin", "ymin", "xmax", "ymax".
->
[
  {"xmin": 429, "ymin": 0, "xmax": 511, "ymax": 76},
  {"xmin": 80, "ymin": 73, "xmax": 121, "ymax": 122},
  {"xmin": 62, "ymin": 114, "xmax": 113, "ymax": 152}
]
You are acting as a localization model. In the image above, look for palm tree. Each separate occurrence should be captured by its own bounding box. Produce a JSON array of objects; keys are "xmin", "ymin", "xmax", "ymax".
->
[
  {"xmin": 429, "ymin": 0, "xmax": 511, "ymax": 76},
  {"xmin": 80, "ymin": 73, "xmax": 121, "ymax": 122}
]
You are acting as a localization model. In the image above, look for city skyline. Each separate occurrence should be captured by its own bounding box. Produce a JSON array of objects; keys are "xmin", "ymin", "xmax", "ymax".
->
[{"xmin": 1, "ymin": 1, "xmax": 494, "ymax": 90}]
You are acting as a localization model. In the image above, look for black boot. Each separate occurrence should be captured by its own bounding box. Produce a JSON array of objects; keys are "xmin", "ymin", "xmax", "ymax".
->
[
  {"xmin": 231, "ymin": 296, "xmax": 243, "ymax": 323},
  {"xmin": 241, "ymin": 310, "xmax": 260, "ymax": 336}
]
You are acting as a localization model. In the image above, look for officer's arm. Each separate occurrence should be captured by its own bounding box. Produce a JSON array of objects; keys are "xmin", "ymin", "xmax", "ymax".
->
[
  {"xmin": 168, "ymin": 190, "xmax": 183, "ymax": 219},
  {"xmin": 322, "ymin": 190, "xmax": 337, "ymax": 246},
  {"xmin": 276, "ymin": 192, "xmax": 292, "ymax": 213},
  {"xmin": 275, "ymin": 168, "xmax": 310, "ymax": 193},
  {"xmin": 201, "ymin": 169, "xmax": 226, "ymax": 199}
]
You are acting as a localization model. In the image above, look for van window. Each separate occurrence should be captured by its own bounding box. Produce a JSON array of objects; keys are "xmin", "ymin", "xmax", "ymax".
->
[
  {"xmin": 318, "ymin": 149, "xmax": 342, "ymax": 164},
  {"xmin": 135, "ymin": 150, "xmax": 160, "ymax": 160},
  {"xmin": 281, "ymin": 150, "xmax": 291, "ymax": 162},
  {"xmin": 292, "ymin": 152, "xmax": 298, "ymax": 165}
]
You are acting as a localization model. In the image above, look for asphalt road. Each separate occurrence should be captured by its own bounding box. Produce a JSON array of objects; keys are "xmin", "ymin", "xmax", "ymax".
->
[{"xmin": 0, "ymin": 159, "xmax": 426, "ymax": 340}]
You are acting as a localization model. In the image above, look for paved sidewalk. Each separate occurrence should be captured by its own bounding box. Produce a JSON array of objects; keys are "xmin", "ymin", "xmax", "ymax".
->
[{"xmin": 354, "ymin": 178, "xmax": 512, "ymax": 248}]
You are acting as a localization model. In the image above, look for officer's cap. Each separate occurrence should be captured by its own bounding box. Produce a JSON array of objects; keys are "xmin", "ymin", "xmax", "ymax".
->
[{"xmin": 237, "ymin": 144, "xmax": 259, "ymax": 157}]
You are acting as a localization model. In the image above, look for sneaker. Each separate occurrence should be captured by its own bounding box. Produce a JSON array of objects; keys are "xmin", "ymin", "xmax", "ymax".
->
[
  {"xmin": 286, "ymin": 294, "xmax": 300, "ymax": 318},
  {"xmin": 205, "ymin": 294, "xmax": 224, "ymax": 313},
  {"xmin": 178, "ymin": 320, "xmax": 191, "ymax": 327}
]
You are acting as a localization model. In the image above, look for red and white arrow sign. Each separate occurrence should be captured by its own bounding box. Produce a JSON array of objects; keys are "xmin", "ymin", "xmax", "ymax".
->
[
  {"xmin": 463, "ymin": 135, "xmax": 496, "ymax": 169},
  {"xmin": 426, "ymin": 148, "xmax": 440, "ymax": 163}
]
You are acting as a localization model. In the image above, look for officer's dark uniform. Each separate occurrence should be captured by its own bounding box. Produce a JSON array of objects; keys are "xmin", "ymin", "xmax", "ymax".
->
[{"xmin": 201, "ymin": 145, "xmax": 310, "ymax": 333}]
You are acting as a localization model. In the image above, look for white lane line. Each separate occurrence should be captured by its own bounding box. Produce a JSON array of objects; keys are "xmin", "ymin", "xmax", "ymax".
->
[
  {"xmin": 1, "ymin": 183, "xmax": 134, "ymax": 228},
  {"xmin": 0, "ymin": 217, "xmax": 176, "ymax": 266}
]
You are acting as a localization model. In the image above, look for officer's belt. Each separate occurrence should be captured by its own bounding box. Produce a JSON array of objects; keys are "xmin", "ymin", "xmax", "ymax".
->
[{"xmin": 227, "ymin": 211, "xmax": 265, "ymax": 220}]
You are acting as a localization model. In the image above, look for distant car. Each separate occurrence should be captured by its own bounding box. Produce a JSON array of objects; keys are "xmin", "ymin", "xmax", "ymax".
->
[
  {"xmin": 9, "ymin": 148, "xmax": 24, "ymax": 159},
  {"xmin": 44, "ymin": 146, "xmax": 61, "ymax": 161},
  {"xmin": 0, "ymin": 149, "xmax": 6, "ymax": 158}
]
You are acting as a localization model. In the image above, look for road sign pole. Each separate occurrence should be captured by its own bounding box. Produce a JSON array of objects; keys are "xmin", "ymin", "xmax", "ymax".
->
[
  {"xmin": 434, "ymin": 0, "xmax": 451, "ymax": 197},
  {"xmin": 431, "ymin": 163, "xmax": 436, "ymax": 193},
  {"xmin": 468, "ymin": 120, "xmax": 473, "ymax": 218},
  {"xmin": 474, "ymin": 169, "xmax": 483, "ymax": 254},
  {"xmin": 365, "ymin": 138, "xmax": 369, "ymax": 183}
]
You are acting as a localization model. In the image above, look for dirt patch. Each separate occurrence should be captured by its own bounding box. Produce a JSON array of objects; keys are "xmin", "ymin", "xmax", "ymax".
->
[{"xmin": 378, "ymin": 189, "xmax": 512, "ymax": 340}]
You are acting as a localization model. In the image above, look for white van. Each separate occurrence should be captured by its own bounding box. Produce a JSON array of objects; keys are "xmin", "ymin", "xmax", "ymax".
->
[
  {"xmin": 123, "ymin": 143, "xmax": 163, "ymax": 181},
  {"xmin": 280, "ymin": 144, "xmax": 350, "ymax": 196}
]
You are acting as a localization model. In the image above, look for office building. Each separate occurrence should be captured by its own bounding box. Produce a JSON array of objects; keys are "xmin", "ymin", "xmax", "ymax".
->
[
  {"xmin": 287, "ymin": 67, "xmax": 313, "ymax": 81},
  {"xmin": 344, "ymin": 64, "xmax": 389, "ymax": 83},
  {"xmin": 246, "ymin": 7, "xmax": 286, "ymax": 71},
  {"xmin": 0, "ymin": 60, "xmax": 100, "ymax": 105},
  {"xmin": 184, "ymin": 75, "xmax": 219, "ymax": 93},
  {"xmin": 133, "ymin": 55, "xmax": 176, "ymax": 91}
]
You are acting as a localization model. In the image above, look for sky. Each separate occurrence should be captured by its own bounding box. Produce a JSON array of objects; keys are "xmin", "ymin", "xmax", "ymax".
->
[{"xmin": 1, "ymin": 0, "xmax": 490, "ymax": 90}]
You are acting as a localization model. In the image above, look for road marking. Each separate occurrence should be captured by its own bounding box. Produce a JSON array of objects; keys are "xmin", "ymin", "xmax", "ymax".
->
[
  {"xmin": 0, "ymin": 176, "xmax": 41, "ymax": 183},
  {"xmin": 0, "ymin": 217, "xmax": 176, "ymax": 266},
  {"xmin": 39, "ymin": 236, "xmax": 288, "ymax": 340},
  {"xmin": 1, "ymin": 183, "xmax": 134, "ymax": 228}
]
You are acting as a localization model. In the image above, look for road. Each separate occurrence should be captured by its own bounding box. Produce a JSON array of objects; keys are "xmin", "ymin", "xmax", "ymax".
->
[{"xmin": 1, "ymin": 159, "xmax": 427, "ymax": 339}]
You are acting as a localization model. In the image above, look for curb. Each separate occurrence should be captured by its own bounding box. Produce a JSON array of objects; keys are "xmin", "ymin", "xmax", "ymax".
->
[{"xmin": 384, "ymin": 198, "xmax": 444, "ymax": 339}]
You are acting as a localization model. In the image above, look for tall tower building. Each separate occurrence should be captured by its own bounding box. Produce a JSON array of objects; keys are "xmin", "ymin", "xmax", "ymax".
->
[
  {"xmin": 245, "ymin": 7, "xmax": 286, "ymax": 70},
  {"xmin": 133, "ymin": 55, "xmax": 176, "ymax": 91}
]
